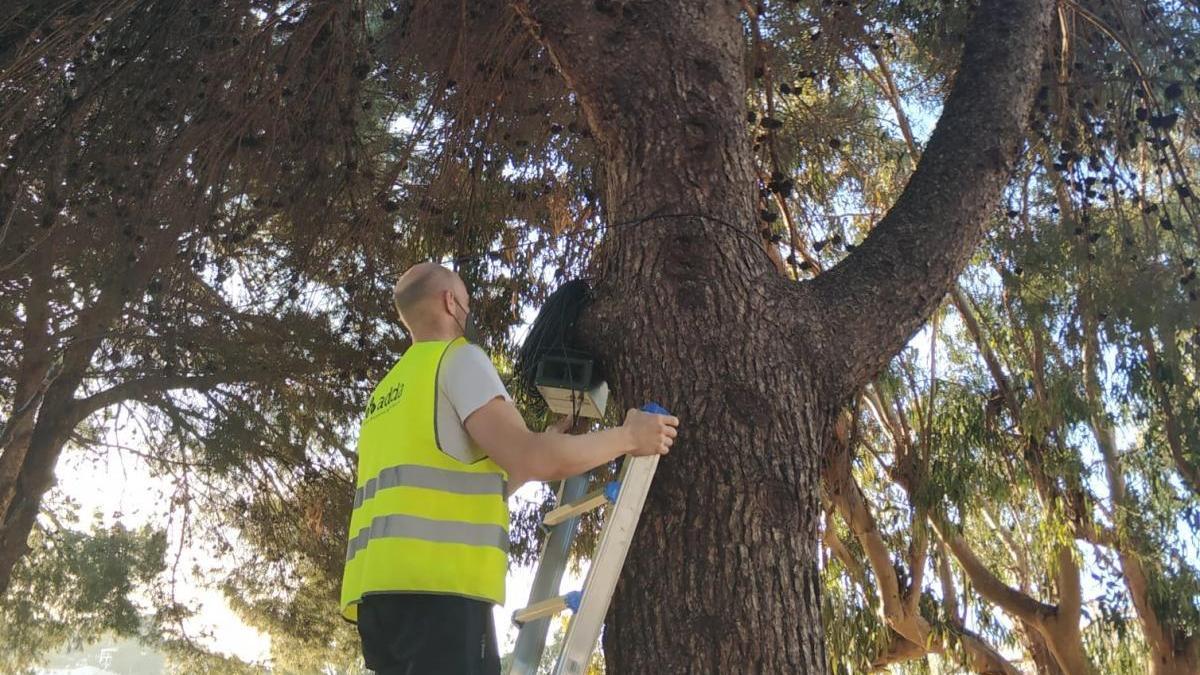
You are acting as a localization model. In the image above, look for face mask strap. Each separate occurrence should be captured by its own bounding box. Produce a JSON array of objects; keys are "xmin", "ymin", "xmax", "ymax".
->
[{"xmin": 451, "ymin": 294, "xmax": 479, "ymax": 343}]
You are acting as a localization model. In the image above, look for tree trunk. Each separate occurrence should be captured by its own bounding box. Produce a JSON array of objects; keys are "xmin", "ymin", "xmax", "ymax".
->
[
  {"xmin": 0, "ymin": 417, "xmax": 75, "ymax": 587},
  {"xmin": 0, "ymin": 208, "xmax": 183, "ymax": 593},
  {"xmin": 0, "ymin": 252, "xmax": 54, "ymax": 522},
  {"xmin": 1080, "ymin": 283, "xmax": 1200, "ymax": 674},
  {"xmin": 513, "ymin": 0, "xmax": 1052, "ymax": 671},
  {"xmin": 521, "ymin": 4, "xmax": 830, "ymax": 670},
  {"xmin": 1123, "ymin": 550, "xmax": 1200, "ymax": 675},
  {"xmin": 1154, "ymin": 639, "xmax": 1200, "ymax": 675}
]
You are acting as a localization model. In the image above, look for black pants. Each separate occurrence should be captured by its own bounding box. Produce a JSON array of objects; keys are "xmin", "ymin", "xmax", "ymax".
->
[{"xmin": 356, "ymin": 593, "xmax": 501, "ymax": 675}]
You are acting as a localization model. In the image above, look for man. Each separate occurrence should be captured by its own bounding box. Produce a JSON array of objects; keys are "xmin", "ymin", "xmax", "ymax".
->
[{"xmin": 340, "ymin": 262, "xmax": 679, "ymax": 675}]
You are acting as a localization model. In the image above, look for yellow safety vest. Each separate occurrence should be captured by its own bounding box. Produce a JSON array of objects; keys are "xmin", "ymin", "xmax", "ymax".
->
[{"xmin": 340, "ymin": 338, "xmax": 509, "ymax": 622}]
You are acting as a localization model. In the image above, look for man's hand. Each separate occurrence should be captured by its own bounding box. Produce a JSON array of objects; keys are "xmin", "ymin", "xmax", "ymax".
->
[
  {"xmin": 465, "ymin": 399, "xmax": 680, "ymax": 485},
  {"xmin": 622, "ymin": 408, "xmax": 680, "ymax": 457}
]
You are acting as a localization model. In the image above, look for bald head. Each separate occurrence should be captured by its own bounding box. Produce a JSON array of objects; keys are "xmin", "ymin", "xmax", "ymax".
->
[{"xmin": 393, "ymin": 262, "xmax": 468, "ymax": 338}]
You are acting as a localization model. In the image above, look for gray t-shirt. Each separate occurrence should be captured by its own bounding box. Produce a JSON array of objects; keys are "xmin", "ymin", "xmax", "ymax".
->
[{"xmin": 436, "ymin": 343, "xmax": 511, "ymax": 463}]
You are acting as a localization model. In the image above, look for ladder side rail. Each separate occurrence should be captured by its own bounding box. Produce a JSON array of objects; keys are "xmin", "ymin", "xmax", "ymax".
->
[
  {"xmin": 552, "ymin": 455, "xmax": 661, "ymax": 675},
  {"xmin": 506, "ymin": 472, "xmax": 591, "ymax": 675}
]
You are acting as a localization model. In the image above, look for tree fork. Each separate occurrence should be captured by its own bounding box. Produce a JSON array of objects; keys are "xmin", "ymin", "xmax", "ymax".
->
[{"xmin": 513, "ymin": 0, "xmax": 1051, "ymax": 671}]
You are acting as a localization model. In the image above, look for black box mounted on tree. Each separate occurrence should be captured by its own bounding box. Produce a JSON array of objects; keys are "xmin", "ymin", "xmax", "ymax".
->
[{"xmin": 515, "ymin": 279, "xmax": 609, "ymax": 419}]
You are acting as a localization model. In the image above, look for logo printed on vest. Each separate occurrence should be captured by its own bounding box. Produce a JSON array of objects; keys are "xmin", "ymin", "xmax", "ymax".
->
[{"xmin": 366, "ymin": 382, "xmax": 405, "ymax": 419}]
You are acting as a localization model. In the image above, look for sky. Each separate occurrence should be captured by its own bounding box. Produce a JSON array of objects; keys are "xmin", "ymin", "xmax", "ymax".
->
[{"xmin": 57, "ymin": 446, "xmax": 273, "ymax": 663}]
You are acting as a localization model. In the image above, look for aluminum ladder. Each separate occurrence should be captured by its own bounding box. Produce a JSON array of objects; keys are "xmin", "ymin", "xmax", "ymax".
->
[{"xmin": 506, "ymin": 403, "xmax": 668, "ymax": 675}]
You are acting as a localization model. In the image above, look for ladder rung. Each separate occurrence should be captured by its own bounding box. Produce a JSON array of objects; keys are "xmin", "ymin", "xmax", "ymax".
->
[
  {"xmin": 542, "ymin": 482, "xmax": 619, "ymax": 527},
  {"xmin": 512, "ymin": 591, "xmax": 580, "ymax": 625}
]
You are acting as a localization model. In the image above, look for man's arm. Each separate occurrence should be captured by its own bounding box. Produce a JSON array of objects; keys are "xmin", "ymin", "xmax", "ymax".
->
[{"xmin": 464, "ymin": 398, "xmax": 678, "ymax": 494}]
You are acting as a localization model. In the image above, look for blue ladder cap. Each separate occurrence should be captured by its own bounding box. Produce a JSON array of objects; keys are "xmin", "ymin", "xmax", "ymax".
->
[
  {"xmin": 641, "ymin": 402, "xmax": 669, "ymax": 415},
  {"xmin": 564, "ymin": 590, "xmax": 582, "ymax": 612},
  {"xmin": 604, "ymin": 481, "xmax": 620, "ymax": 502}
]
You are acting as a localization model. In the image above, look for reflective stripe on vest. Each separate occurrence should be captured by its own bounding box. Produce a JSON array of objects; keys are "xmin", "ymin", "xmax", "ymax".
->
[
  {"xmin": 344, "ymin": 513, "xmax": 509, "ymax": 561},
  {"xmin": 339, "ymin": 338, "xmax": 509, "ymax": 622},
  {"xmin": 352, "ymin": 464, "xmax": 506, "ymax": 509}
]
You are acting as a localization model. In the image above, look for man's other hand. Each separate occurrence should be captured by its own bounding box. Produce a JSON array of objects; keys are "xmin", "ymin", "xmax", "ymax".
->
[{"xmin": 547, "ymin": 414, "xmax": 579, "ymax": 435}]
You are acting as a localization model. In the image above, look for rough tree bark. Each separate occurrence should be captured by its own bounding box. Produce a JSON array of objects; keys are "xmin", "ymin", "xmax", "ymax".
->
[{"xmin": 510, "ymin": 0, "xmax": 1052, "ymax": 671}]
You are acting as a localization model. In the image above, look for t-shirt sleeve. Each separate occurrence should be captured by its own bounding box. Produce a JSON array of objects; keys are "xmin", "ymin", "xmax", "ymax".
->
[{"xmin": 439, "ymin": 344, "xmax": 512, "ymax": 422}]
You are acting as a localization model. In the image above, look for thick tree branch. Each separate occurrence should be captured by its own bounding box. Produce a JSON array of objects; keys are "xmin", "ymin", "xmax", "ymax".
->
[
  {"xmin": 821, "ymin": 510, "xmax": 869, "ymax": 591},
  {"xmin": 957, "ymin": 629, "xmax": 1023, "ymax": 675},
  {"xmin": 72, "ymin": 374, "xmax": 234, "ymax": 424},
  {"xmin": 828, "ymin": 423, "xmax": 1017, "ymax": 673},
  {"xmin": 1118, "ymin": 554, "xmax": 1167, "ymax": 651},
  {"xmin": 823, "ymin": 436, "xmax": 907, "ymax": 630},
  {"xmin": 1081, "ymin": 308, "xmax": 1200, "ymax": 672},
  {"xmin": 904, "ymin": 524, "xmax": 927, "ymax": 616},
  {"xmin": 0, "ymin": 200, "xmax": 191, "ymax": 594},
  {"xmin": 1051, "ymin": 545, "xmax": 1082, "ymax": 632},
  {"xmin": 931, "ymin": 514, "xmax": 1055, "ymax": 625},
  {"xmin": 804, "ymin": 0, "xmax": 1053, "ymax": 400},
  {"xmin": 0, "ymin": 253, "xmax": 53, "ymax": 520},
  {"xmin": 934, "ymin": 512, "xmax": 1094, "ymax": 673},
  {"xmin": 936, "ymin": 541, "xmax": 962, "ymax": 625}
]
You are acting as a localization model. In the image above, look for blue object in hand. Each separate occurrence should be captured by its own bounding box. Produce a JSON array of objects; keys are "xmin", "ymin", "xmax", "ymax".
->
[{"xmin": 641, "ymin": 402, "xmax": 669, "ymax": 415}]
